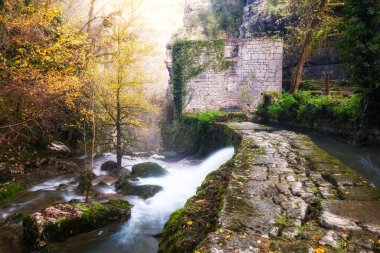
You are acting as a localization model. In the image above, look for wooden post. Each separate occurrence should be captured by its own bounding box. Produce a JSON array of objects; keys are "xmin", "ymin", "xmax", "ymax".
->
[{"xmin": 325, "ymin": 73, "xmax": 330, "ymax": 96}]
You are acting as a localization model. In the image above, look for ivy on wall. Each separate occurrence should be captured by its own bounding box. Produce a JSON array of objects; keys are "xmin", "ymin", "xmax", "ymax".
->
[{"xmin": 171, "ymin": 39, "xmax": 233, "ymax": 117}]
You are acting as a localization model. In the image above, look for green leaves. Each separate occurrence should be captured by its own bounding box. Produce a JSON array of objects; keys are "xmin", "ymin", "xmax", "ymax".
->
[
  {"xmin": 339, "ymin": 0, "xmax": 380, "ymax": 89},
  {"xmin": 171, "ymin": 39, "xmax": 232, "ymax": 117}
]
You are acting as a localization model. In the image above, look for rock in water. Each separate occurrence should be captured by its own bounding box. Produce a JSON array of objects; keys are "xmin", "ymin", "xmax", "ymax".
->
[
  {"xmin": 56, "ymin": 184, "xmax": 68, "ymax": 191},
  {"xmin": 22, "ymin": 200, "xmax": 132, "ymax": 251},
  {"xmin": 120, "ymin": 184, "xmax": 163, "ymax": 199},
  {"xmin": 131, "ymin": 162, "xmax": 168, "ymax": 178},
  {"xmin": 100, "ymin": 161, "xmax": 119, "ymax": 171},
  {"xmin": 48, "ymin": 142, "xmax": 71, "ymax": 154}
]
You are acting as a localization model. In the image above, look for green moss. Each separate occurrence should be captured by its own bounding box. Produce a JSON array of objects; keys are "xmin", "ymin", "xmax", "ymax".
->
[
  {"xmin": 185, "ymin": 110, "xmax": 227, "ymax": 123},
  {"xmin": 23, "ymin": 200, "xmax": 132, "ymax": 250},
  {"xmin": 161, "ymin": 111, "xmax": 242, "ymax": 156},
  {"xmin": 131, "ymin": 162, "xmax": 167, "ymax": 178},
  {"xmin": 171, "ymin": 40, "xmax": 233, "ymax": 117},
  {"xmin": 275, "ymin": 213, "xmax": 288, "ymax": 227},
  {"xmin": 120, "ymin": 184, "xmax": 163, "ymax": 199},
  {"xmin": 158, "ymin": 157, "xmax": 236, "ymax": 253},
  {"xmin": 44, "ymin": 242, "xmax": 61, "ymax": 252},
  {"xmin": 0, "ymin": 183, "xmax": 24, "ymax": 205}
]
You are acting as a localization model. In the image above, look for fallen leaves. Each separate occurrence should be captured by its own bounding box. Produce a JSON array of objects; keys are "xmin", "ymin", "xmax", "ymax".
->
[
  {"xmin": 195, "ymin": 199, "xmax": 208, "ymax": 205},
  {"xmin": 313, "ymin": 247, "xmax": 325, "ymax": 253}
]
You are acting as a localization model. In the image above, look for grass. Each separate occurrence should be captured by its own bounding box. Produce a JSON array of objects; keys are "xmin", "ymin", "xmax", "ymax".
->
[
  {"xmin": 185, "ymin": 110, "xmax": 227, "ymax": 123},
  {"xmin": 0, "ymin": 183, "xmax": 24, "ymax": 205}
]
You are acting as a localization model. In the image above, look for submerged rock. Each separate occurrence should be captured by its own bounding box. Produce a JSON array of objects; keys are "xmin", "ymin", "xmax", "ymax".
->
[
  {"xmin": 131, "ymin": 162, "xmax": 167, "ymax": 178},
  {"xmin": 119, "ymin": 184, "xmax": 163, "ymax": 199},
  {"xmin": 56, "ymin": 184, "xmax": 68, "ymax": 192},
  {"xmin": 22, "ymin": 200, "xmax": 132, "ymax": 251}
]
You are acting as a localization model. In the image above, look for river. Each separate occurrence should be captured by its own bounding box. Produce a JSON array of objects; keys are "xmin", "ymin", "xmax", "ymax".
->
[
  {"xmin": 1, "ymin": 132, "xmax": 380, "ymax": 252},
  {"xmin": 0, "ymin": 147, "xmax": 235, "ymax": 253},
  {"xmin": 309, "ymin": 133, "xmax": 380, "ymax": 188}
]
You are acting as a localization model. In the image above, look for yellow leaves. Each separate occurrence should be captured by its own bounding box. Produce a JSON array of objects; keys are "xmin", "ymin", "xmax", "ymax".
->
[
  {"xmin": 313, "ymin": 247, "xmax": 325, "ymax": 253},
  {"xmin": 225, "ymin": 234, "xmax": 231, "ymax": 240},
  {"xmin": 186, "ymin": 221, "xmax": 193, "ymax": 226}
]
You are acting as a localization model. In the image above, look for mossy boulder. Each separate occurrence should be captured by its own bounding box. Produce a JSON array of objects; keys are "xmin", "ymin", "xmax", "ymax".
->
[
  {"xmin": 101, "ymin": 161, "xmax": 118, "ymax": 171},
  {"xmin": 22, "ymin": 200, "xmax": 132, "ymax": 251},
  {"xmin": 131, "ymin": 162, "xmax": 168, "ymax": 178},
  {"xmin": 119, "ymin": 184, "xmax": 163, "ymax": 199},
  {"xmin": 158, "ymin": 158, "xmax": 235, "ymax": 253}
]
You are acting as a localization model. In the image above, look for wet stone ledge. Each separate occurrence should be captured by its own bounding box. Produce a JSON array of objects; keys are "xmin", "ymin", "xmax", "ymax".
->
[{"xmin": 159, "ymin": 122, "xmax": 380, "ymax": 253}]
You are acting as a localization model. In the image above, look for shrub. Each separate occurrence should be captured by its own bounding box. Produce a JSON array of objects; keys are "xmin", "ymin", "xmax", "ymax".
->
[
  {"xmin": 267, "ymin": 93, "xmax": 297, "ymax": 120},
  {"xmin": 260, "ymin": 91, "xmax": 363, "ymax": 126},
  {"xmin": 332, "ymin": 94, "xmax": 362, "ymax": 122}
]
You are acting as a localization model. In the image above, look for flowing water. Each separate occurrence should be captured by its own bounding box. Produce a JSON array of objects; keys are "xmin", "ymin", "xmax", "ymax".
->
[
  {"xmin": 309, "ymin": 134, "xmax": 380, "ymax": 188},
  {"xmin": 1, "ymin": 133, "xmax": 379, "ymax": 253},
  {"xmin": 0, "ymin": 147, "xmax": 235, "ymax": 253}
]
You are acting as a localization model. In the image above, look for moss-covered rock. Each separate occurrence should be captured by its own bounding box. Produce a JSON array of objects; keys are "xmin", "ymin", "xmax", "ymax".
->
[
  {"xmin": 161, "ymin": 112, "xmax": 242, "ymax": 157},
  {"xmin": 119, "ymin": 184, "xmax": 163, "ymax": 199},
  {"xmin": 131, "ymin": 162, "xmax": 168, "ymax": 178},
  {"xmin": 158, "ymin": 158, "xmax": 235, "ymax": 253},
  {"xmin": 0, "ymin": 183, "xmax": 24, "ymax": 205},
  {"xmin": 100, "ymin": 161, "xmax": 118, "ymax": 171},
  {"xmin": 22, "ymin": 200, "xmax": 132, "ymax": 251}
]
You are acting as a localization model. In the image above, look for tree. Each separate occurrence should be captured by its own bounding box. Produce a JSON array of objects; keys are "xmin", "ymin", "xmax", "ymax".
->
[
  {"xmin": 339, "ymin": 0, "xmax": 380, "ymax": 142},
  {"xmin": 94, "ymin": 2, "xmax": 154, "ymax": 167},
  {"xmin": 0, "ymin": 0, "xmax": 89, "ymax": 152},
  {"xmin": 265, "ymin": 0, "xmax": 343, "ymax": 93}
]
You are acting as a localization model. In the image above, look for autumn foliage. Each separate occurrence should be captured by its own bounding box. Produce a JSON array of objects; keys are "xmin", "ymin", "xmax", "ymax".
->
[{"xmin": 0, "ymin": 0, "xmax": 89, "ymax": 150}]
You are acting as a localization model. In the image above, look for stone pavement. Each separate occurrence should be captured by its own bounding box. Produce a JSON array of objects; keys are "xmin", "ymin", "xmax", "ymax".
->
[{"xmin": 195, "ymin": 122, "xmax": 380, "ymax": 253}]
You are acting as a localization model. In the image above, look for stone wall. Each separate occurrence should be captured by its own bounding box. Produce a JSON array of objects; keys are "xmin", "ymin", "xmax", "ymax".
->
[{"xmin": 176, "ymin": 38, "xmax": 283, "ymax": 112}]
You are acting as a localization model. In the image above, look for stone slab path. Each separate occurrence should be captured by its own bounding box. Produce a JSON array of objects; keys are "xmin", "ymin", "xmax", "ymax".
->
[{"xmin": 196, "ymin": 122, "xmax": 380, "ymax": 253}]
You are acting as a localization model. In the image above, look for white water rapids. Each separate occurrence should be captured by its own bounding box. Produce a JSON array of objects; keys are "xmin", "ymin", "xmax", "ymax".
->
[
  {"xmin": 0, "ymin": 147, "xmax": 235, "ymax": 253},
  {"xmin": 68, "ymin": 147, "xmax": 235, "ymax": 253}
]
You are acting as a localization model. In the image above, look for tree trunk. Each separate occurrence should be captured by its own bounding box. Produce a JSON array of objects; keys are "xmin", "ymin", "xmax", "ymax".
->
[
  {"xmin": 87, "ymin": 0, "xmax": 97, "ymax": 33},
  {"xmin": 44, "ymin": 0, "xmax": 51, "ymax": 9},
  {"xmin": 290, "ymin": 0, "xmax": 329, "ymax": 93},
  {"xmin": 116, "ymin": 102, "xmax": 122, "ymax": 167},
  {"xmin": 83, "ymin": 123, "xmax": 89, "ymax": 203},
  {"xmin": 86, "ymin": 90, "xmax": 96, "ymax": 202},
  {"xmin": 115, "ymin": 23, "xmax": 123, "ymax": 168}
]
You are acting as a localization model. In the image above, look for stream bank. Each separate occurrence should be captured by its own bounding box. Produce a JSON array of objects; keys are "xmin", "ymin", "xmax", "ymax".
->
[{"xmin": 159, "ymin": 122, "xmax": 380, "ymax": 253}]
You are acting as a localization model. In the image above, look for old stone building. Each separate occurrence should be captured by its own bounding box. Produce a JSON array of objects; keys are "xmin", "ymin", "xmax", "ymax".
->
[
  {"xmin": 166, "ymin": 0, "xmax": 283, "ymax": 114},
  {"xmin": 166, "ymin": 38, "xmax": 283, "ymax": 113}
]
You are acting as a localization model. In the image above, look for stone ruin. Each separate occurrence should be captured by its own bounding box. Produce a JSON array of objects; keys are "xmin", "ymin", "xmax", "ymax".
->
[{"xmin": 166, "ymin": 38, "xmax": 283, "ymax": 113}]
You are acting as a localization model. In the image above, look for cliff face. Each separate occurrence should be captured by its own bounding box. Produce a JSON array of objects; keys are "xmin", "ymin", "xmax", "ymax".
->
[
  {"xmin": 239, "ymin": 0, "xmax": 285, "ymax": 37},
  {"xmin": 239, "ymin": 0, "xmax": 348, "ymax": 83},
  {"xmin": 181, "ymin": 0, "xmax": 212, "ymax": 39}
]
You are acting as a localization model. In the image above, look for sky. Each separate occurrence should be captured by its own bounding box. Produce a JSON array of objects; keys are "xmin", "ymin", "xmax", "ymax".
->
[
  {"xmin": 67, "ymin": 0, "xmax": 186, "ymax": 92},
  {"xmin": 139, "ymin": 0, "xmax": 186, "ymax": 91}
]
